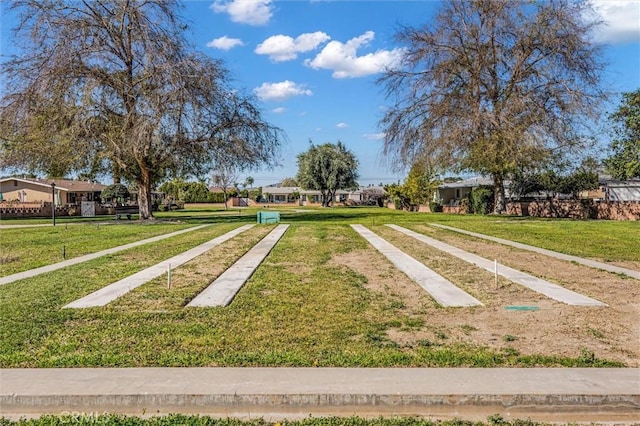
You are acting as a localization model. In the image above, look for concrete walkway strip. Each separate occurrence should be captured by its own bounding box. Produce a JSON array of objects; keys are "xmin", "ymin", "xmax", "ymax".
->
[
  {"xmin": 187, "ymin": 224, "xmax": 289, "ymax": 307},
  {"xmin": 2, "ymin": 368, "xmax": 637, "ymax": 421},
  {"xmin": 64, "ymin": 225, "xmax": 255, "ymax": 308},
  {"xmin": 431, "ymin": 223, "xmax": 640, "ymax": 280},
  {"xmin": 351, "ymin": 224, "xmax": 482, "ymax": 307},
  {"xmin": 388, "ymin": 224, "xmax": 606, "ymax": 307},
  {"xmin": 0, "ymin": 224, "xmax": 212, "ymax": 287}
]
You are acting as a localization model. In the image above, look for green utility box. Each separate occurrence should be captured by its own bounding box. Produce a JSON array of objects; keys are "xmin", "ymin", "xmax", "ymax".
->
[{"xmin": 257, "ymin": 211, "xmax": 280, "ymax": 224}]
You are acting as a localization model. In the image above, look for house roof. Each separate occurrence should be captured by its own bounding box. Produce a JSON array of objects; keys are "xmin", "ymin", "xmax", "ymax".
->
[
  {"xmin": 439, "ymin": 176, "xmax": 496, "ymax": 189},
  {"xmin": 262, "ymin": 186, "xmax": 300, "ymax": 195},
  {"xmin": 0, "ymin": 177, "xmax": 107, "ymax": 192},
  {"xmin": 604, "ymin": 179, "xmax": 640, "ymax": 188}
]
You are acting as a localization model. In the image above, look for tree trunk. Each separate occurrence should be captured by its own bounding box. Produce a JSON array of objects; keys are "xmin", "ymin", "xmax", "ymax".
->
[
  {"xmin": 223, "ymin": 190, "xmax": 228, "ymax": 210},
  {"xmin": 138, "ymin": 167, "xmax": 154, "ymax": 220},
  {"xmin": 321, "ymin": 191, "xmax": 329, "ymax": 207},
  {"xmin": 492, "ymin": 172, "xmax": 506, "ymax": 214},
  {"xmin": 112, "ymin": 162, "xmax": 121, "ymax": 184}
]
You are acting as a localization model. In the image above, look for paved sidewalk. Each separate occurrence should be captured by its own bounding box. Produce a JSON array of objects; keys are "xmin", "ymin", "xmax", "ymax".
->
[
  {"xmin": 1, "ymin": 368, "xmax": 638, "ymax": 422},
  {"xmin": 0, "ymin": 223, "xmax": 59, "ymax": 229},
  {"xmin": 0, "ymin": 224, "xmax": 211, "ymax": 286},
  {"xmin": 431, "ymin": 224, "xmax": 640, "ymax": 280},
  {"xmin": 389, "ymin": 224, "xmax": 606, "ymax": 306}
]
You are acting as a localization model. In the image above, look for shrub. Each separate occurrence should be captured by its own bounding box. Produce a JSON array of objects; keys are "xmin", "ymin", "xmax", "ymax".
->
[
  {"xmin": 429, "ymin": 201, "xmax": 442, "ymax": 212},
  {"xmin": 470, "ymin": 186, "xmax": 494, "ymax": 214}
]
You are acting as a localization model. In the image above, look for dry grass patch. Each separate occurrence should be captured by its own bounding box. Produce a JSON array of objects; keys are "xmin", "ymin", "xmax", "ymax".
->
[{"xmin": 374, "ymin": 223, "xmax": 640, "ymax": 367}]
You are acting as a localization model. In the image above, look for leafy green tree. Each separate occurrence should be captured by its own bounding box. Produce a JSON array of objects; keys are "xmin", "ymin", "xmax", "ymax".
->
[
  {"xmin": 279, "ymin": 177, "xmax": 298, "ymax": 187},
  {"xmin": 296, "ymin": 141, "xmax": 359, "ymax": 207},
  {"xmin": 604, "ymin": 89, "xmax": 640, "ymax": 180},
  {"xmin": 101, "ymin": 184, "xmax": 130, "ymax": 204},
  {"xmin": 158, "ymin": 180, "xmax": 215, "ymax": 203},
  {"xmin": 403, "ymin": 161, "xmax": 440, "ymax": 206},
  {"xmin": 510, "ymin": 167, "xmax": 598, "ymax": 199},
  {"xmin": 0, "ymin": 0, "xmax": 283, "ymax": 220},
  {"xmin": 378, "ymin": 0, "xmax": 606, "ymax": 214},
  {"xmin": 248, "ymin": 187, "xmax": 262, "ymax": 203},
  {"xmin": 383, "ymin": 183, "xmax": 411, "ymax": 210}
]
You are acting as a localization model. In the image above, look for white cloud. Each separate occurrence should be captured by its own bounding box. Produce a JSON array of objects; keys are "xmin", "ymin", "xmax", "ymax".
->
[
  {"xmin": 254, "ymin": 80, "xmax": 313, "ymax": 101},
  {"xmin": 362, "ymin": 133, "xmax": 385, "ymax": 140},
  {"xmin": 336, "ymin": 122, "xmax": 348, "ymax": 128},
  {"xmin": 255, "ymin": 32, "xmax": 330, "ymax": 62},
  {"xmin": 211, "ymin": 0, "xmax": 273, "ymax": 26},
  {"xmin": 206, "ymin": 36, "xmax": 244, "ymax": 50},
  {"xmin": 305, "ymin": 31, "xmax": 405, "ymax": 78},
  {"xmin": 590, "ymin": 1, "xmax": 640, "ymax": 43},
  {"xmin": 271, "ymin": 107, "xmax": 286, "ymax": 114}
]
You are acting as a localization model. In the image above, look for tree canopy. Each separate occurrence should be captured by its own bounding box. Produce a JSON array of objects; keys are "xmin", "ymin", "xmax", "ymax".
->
[
  {"xmin": 0, "ymin": 0, "xmax": 283, "ymax": 219},
  {"xmin": 510, "ymin": 167, "xmax": 599, "ymax": 200},
  {"xmin": 278, "ymin": 177, "xmax": 299, "ymax": 187},
  {"xmin": 296, "ymin": 142, "xmax": 359, "ymax": 207},
  {"xmin": 158, "ymin": 180, "xmax": 214, "ymax": 203},
  {"xmin": 604, "ymin": 89, "xmax": 640, "ymax": 180},
  {"xmin": 377, "ymin": 0, "xmax": 606, "ymax": 213},
  {"xmin": 101, "ymin": 183, "xmax": 130, "ymax": 203}
]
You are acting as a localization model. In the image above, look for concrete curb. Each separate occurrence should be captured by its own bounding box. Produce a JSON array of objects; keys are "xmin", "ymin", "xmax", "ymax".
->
[{"xmin": 1, "ymin": 368, "xmax": 638, "ymax": 422}]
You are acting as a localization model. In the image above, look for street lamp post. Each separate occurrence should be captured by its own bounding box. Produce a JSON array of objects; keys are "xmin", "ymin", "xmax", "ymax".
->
[{"xmin": 51, "ymin": 181, "xmax": 56, "ymax": 226}]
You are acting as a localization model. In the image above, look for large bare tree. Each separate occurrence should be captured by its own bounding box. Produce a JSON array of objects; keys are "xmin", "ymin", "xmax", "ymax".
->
[
  {"xmin": 377, "ymin": 0, "xmax": 606, "ymax": 213},
  {"xmin": 0, "ymin": 0, "xmax": 283, "ymax": 219}
]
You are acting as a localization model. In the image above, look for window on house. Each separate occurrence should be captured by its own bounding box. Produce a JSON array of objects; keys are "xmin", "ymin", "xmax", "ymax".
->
[{"xmin": 455, "ymin": 188, "xmax": 461, "ymax": 198}]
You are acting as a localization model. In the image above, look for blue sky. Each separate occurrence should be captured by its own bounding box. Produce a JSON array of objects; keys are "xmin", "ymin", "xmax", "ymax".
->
[{"xmin": 2, "ymin": 1, "xmax": 640, "ymax": 186}]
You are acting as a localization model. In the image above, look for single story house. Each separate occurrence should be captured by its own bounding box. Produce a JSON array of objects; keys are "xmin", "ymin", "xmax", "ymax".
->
[
  {"xmin": 437, "ymin": 176, "xmax": 504, "ymax": 206},
  {"xmin": 0, "ymin": 177, "xmax": 107, "ymax": 205},
  {"xmin": 602, "ymin": 179, "xmax": 640, "ymax": 201},
  {"xmin": 257, "ymin": 185, "xmax": 387, "ymax": 205},
  {"xmin": 436, "ymin": 174, "xmax": 640, "ymax": 206}
]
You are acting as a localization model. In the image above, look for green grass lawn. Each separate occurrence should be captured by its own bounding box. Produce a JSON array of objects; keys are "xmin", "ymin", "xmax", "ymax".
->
[
  {"xmin": 427, "ymin": 214, "xmax": 640, "ymax": 262},
  {"xmin": 0, "ymin": 222, "xmax": 197, "ymax": 276},
  {"xmin": 1, "ymin": 207, "xmax": 631, "ymax": 368}
]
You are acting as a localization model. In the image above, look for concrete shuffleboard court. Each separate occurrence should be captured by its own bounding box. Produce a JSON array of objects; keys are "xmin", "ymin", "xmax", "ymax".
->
[
  {"xmin": 388, "ymin": 224, "xmax": 606, "ymax": 307},
  {"xmin": 187, "ymin": 224, "xmax": 289, "ymax": 307},
  {"xmin": 64, "ymin": 224, "xmax": 255, "ymax": 308},
  {"xmin": 431, "ymin": 223, "xmax": 640, "ymax": 280},
  {"xmin": 351, "ymin": 224, "xmax": 482, "ymax": 307},
  {"xmin": 0, "ymin": 224, "xmax": 212, "ymax": 287}
]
